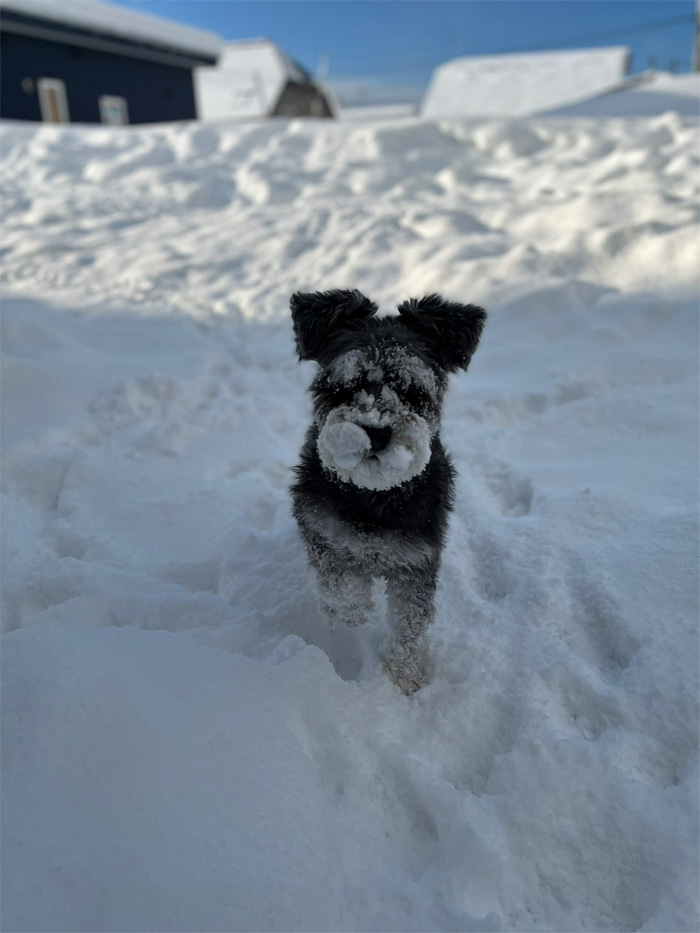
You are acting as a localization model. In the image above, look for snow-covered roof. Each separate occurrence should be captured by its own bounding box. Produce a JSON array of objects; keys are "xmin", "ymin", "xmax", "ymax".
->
[
  {"xmin": 0, "ymin": 0, "xmax": 222, "ymax": 60},
  {"xmin": 422, "ymin": 46, "xmax": 630, "ymax": 119},
  {"xmin": 224, "ymin": 39, "xmax": 311, "ymax": 82},
  {"xmin": 195, "ymin": 38, "xmax": 321, "ymax": 121}
]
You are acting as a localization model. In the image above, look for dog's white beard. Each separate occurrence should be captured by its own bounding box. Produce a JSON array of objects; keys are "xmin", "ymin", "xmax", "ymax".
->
[{"xmin": 317, "ymin": 395, "xmax": 432, "ymax": 491}]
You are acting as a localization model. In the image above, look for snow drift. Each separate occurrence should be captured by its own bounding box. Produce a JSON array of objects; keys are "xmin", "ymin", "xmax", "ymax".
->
[{"xmin": 1, "ymin": 104, "xmax": 699, "ymax": 932}]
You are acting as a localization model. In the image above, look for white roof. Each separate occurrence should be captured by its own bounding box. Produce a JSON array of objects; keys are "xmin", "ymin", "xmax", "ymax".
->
[
  {"xmin": 422, "ymin": 46, "xmax": 629, "ymax": 118},
  {"xmin": 195, "ymin": 39, "xmax": 315, "ymax": 121},
  {"xmin": 0, "ymin": 0, "xmax": 222, "ymax": 59}
]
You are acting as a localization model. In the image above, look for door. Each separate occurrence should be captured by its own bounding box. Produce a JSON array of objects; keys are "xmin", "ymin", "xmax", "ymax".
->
[{"xmin": 37, "ymin": 78, "xmax": 70, "ymax": 123}]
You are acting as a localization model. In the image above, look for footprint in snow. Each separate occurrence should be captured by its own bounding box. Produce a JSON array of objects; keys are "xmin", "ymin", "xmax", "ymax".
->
[{"xmin": 482, "ymin": 463, "xmax": 534, "ymax": 518}]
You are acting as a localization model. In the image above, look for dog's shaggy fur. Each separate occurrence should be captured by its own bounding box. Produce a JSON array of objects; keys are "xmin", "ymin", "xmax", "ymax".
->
[{"xmin": 290, "ymin": 289, "xmax": 486, "ymax": 694}]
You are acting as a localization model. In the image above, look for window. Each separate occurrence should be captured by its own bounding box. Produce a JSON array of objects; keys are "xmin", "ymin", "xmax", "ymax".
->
[
  {"xmin": 99, "ymin": 95, "xmax": 129, "ymax": 126},
  {"xmin": 37, "ymin": 78, "xmax": 70, "ymax": 123}
]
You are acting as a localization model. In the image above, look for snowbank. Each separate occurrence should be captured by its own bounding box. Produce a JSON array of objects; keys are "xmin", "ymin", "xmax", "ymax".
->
[
  {"xmin": 1, "ymin": 110, "xmax": 698, "ymax": 931},
  {"xmin": 545, "ymin": 72, "xmax": 700, "ymax": 118}
]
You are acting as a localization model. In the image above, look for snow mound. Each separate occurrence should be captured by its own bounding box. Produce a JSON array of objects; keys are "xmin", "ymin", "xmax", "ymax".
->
[
  {"xmin": 1, "ymin": 112, "xmax": 699, "ymax": 932},
  {"xmin": 545, "ymin": 72, "xmax": 700, "ymax": 118},
  {"xmin": 1, "ymin": 112, "xmax": 698, "ymax": 316}
]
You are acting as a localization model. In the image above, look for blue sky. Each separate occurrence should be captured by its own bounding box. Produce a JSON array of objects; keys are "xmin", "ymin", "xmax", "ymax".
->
[{"xmin": 114, "ymin": 1, "xmax": 697, "ymax": 103}]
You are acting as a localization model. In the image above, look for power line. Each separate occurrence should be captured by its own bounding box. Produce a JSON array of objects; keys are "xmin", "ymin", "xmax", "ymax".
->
[
  {"xmin": 347, "ymin": 11, "xmax": 695, "ymax": 77},
  {"xmin": 509, "ymin": 11, "xmax": 695, "ymax": 52}
]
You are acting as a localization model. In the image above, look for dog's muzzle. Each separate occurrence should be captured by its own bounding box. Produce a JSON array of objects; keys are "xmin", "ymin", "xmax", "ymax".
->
[{"xmin": 316, "ymin": 389, "xmax": 432, "ymax": 491}]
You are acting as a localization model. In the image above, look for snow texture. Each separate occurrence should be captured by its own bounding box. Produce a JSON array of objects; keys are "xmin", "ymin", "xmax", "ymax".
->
[
  {"xmin": 423, "ymin": 46, "xmax": 629, "ymax": 118},
  {"xmin": 1, "ymin": 95, "xmax": 699, "ymax": 932},
  {"xmin": 545, "ymin": 72, "xmax": 700, "ymax": 118},
  {"xmin": 0, "ymin": 0, "xmax": 222, "ymax": 59}
]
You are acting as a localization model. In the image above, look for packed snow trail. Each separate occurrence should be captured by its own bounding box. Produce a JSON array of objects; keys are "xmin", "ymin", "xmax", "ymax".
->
[{"xmin": 1, "ymin": 110, "xmax": 698, "ymax": 932}]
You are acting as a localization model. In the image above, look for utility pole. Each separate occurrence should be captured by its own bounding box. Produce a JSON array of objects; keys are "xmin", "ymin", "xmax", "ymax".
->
[{"xmin": 316, "ymin": 53, "xmax": 329, "ymax": 81}]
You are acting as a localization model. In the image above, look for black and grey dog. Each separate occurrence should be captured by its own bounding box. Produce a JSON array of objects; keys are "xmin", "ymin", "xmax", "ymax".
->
[{"xmin": 290, "ymin": 289, "xmax": 486, "ymax": 694}]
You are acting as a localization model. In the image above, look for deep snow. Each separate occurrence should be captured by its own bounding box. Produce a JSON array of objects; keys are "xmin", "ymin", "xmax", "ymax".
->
[
  {"xmin": 1, "ymin": 105, "xmax": 699, "ymax": 932},
  {"xmin": 546, "ymin": 73, "xmax": 700, "ymax": 119}
]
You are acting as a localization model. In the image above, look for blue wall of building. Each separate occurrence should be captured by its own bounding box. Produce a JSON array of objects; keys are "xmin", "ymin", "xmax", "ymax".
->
[{"xmin": 0, "ymin": 29, "xmax": 199, "ymax": 123}]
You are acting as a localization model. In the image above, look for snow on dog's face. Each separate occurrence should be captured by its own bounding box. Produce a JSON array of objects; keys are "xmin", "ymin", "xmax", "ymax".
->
[
  {"xmin": 314, "ymin": 345, "xmax": 439, "ymax": 490},
  {"xmin": 290, "ymin": 289, "xmax": 486, "ymax": 491}
]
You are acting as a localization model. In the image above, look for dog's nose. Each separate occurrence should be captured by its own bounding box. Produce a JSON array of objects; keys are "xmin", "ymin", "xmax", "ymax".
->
[{"xmin": 364, "ymin": 425, "xmax": 392, "ymax": 453}]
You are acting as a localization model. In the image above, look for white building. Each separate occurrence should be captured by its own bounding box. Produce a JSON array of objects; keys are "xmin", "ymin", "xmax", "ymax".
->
[
  {"xmin": 195, "ymin": 39, "xmax": 334, "ymax": 122},
  {"xmin": 422, "ymin": 46, "xmax": 630, "ymax": 119}
]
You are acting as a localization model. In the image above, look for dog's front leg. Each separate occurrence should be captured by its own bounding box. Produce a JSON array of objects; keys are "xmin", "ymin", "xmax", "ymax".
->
[
  {"xmin": 384, "ymin": 562, "xmax": 438, "ymax": 694},
  {"xmin": 316, "ymin": 556, "xmax": 373, "ymax": 629},
  {"xmin": 301, "ymin": 527, "xmax": 372, "ymax": 628}
]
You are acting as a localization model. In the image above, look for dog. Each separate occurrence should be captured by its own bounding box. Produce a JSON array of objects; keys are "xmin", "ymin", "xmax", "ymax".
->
[{"xmin": 290, "ymin": 289, "xmax": 486, "ymax": 694}]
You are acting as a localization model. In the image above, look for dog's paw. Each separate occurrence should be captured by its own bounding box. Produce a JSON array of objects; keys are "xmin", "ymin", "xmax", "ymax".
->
[{"xmin": 384, "ymin": 639, "xmax": 429, "ymax": 695}]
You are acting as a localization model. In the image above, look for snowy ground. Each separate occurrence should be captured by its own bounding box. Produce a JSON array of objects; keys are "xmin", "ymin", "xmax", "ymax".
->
[
  {"xmin": 1, "ymin": 104, "xmax": 699, "ymax": 933},
  {"xmin": 547, "ymin": 73, "xmax": 700, "ymax": 118}
]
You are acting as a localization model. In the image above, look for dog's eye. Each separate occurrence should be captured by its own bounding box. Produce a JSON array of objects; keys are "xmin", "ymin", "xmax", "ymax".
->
[
  {"xmin": 386, "ymin": 350, "xmax": 439, "ymax": 398},
  {"xmin": 390, "ymin": 381, "xmax": 431, "ymax": 413},
  {"xmin": 328, "ymin": 351, "xmax": 364, "ymax": 387}
]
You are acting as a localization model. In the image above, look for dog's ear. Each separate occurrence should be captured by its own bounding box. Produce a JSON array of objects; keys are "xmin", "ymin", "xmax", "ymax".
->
[
  {"xmin": 398, "ymin": 295, "xmax": 486, "ymax": 372},
  {"xmin": 290, "ymin": 289, "xmax": 378, "ymax": 362}
]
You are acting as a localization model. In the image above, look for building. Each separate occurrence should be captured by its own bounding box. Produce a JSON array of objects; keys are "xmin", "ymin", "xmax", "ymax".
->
[
  {"xmin": 196, "ymin": 39, "xmax": 334, "ymax": 122},
  {"xmin": 422, "ymin": 47, "xmax": 630, "ymax": 119},
  {"xmin": 0, "ymin": 0, "xmax": 221, "ymax": 125}
]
